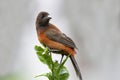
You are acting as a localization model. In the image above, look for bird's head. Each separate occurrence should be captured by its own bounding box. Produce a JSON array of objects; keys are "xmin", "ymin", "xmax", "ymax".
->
[{"xmin": 36, "ymin": 11, "xmax": 52, "ymax": 26}]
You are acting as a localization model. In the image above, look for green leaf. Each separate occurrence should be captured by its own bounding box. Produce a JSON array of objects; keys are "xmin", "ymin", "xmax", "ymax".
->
[
  {"xmin": 34, "ymin": 45, "xmax": 70, "ymax": 80},
  {"xmin": 35, "ymin": 46, "xmax": 53, "ymax": 70},
  {"xmin": 34, "ymin": 45, "xmax": 44, "ymax": 52},
  {"xmin": 59, "ymin": 67, "xmax": 69, "ymax": 80},
  {"xmin": 55, "ymin": 56, "xmax": 70, "ymax": 80},
  {"xmin": 37, "ymin": 52, "xmax": 47, "ymax": 64}
]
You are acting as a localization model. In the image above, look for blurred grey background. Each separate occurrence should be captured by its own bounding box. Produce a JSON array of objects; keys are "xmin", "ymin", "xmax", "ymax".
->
[{"xmin": 0, "ymin": 0, "xmax": 120, "ymax": 80}]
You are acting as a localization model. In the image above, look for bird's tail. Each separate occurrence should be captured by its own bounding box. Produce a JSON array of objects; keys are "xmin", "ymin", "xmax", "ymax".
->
[{"xmin": 70, "ymin": 55, "xmax": 82, "ymax": 80}]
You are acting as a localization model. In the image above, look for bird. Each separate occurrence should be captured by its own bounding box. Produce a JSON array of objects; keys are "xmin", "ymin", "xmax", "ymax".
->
[{"xmin": 36, "ymin": 11, "xmax": 82, "ymax": 80}]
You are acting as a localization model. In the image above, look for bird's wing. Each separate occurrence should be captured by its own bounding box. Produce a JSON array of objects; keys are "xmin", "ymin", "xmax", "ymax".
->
[{"xmin": 45, "ymin": 29, "xmax": 76, "ymax": 48}]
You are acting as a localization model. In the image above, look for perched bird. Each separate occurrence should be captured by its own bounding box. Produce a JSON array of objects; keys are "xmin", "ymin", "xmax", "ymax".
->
[{"xmin": 36, "ymin": 11, "xmax": 82, "ymax": 80}]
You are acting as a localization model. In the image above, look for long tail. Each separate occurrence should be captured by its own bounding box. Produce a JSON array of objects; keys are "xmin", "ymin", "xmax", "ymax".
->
[{"xmin": 70, "ymin": 55, "xmax": 82, "ymax": 80}]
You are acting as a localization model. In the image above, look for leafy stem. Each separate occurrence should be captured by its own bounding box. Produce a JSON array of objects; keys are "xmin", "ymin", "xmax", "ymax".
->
[{"xmin": 34, "ymin": 45, "xmax": 69, "ymax": 80}]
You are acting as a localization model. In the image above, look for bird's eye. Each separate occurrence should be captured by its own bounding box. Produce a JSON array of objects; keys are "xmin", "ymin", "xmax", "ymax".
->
[
  {"xmin": 40, "ymin": 15, "xmax": 44, "ymax": 19},
  {"xmin": 41, "ymin": 15, "xmax": 45, "ymax": 18}
]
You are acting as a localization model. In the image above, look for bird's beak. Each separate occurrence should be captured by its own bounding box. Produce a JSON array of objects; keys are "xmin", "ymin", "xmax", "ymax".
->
[
  {"xmin": 43, "ymin": 16, "xmax": 52, "ymax": 20},
  {"xmin": 47, "ymin": 17, "xmax": 52, "ymax": 20}
]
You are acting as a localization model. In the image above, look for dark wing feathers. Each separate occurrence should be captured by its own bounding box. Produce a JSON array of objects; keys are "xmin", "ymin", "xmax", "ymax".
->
[{"xmin": 45, "ymin": 29, "xmax": 76, "ymax": 48}]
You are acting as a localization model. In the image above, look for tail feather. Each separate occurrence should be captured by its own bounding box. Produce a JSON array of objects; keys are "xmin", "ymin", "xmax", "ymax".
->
[{"xmin": 70, "ymin": 55, "xmax": 82, "ymax": 80}]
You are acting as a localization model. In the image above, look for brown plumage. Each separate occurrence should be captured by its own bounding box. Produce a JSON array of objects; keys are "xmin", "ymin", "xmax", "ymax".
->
[{"xmin": 36, "ymin": 11, "xmax": 82, "ymax": 80}]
